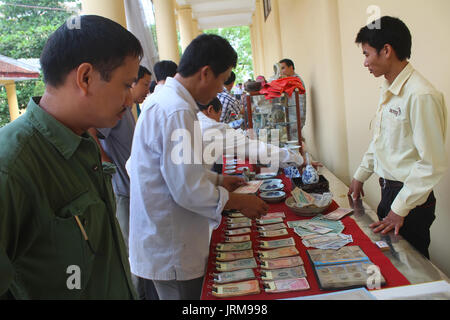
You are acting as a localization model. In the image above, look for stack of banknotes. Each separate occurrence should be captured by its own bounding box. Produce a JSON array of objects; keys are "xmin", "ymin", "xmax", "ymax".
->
[{"xmin": 287, "ymin": 215, "xmax": 353, "ymax": 250}]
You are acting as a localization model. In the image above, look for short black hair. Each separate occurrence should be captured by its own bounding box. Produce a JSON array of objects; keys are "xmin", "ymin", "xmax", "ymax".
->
[
  {"xmin": 197, "ymin": 97, "xmax": 222, "ymax": 113},
  {"xmin": 224, "ymin": 71, "xmax": 236, "ymax": 86},
  {"xmin": 149, "ymin": 80, "xmax": 157, "ymax": 93},
  {"xmin": 40, "ymin": 15, "xmax": 143, "ymax": 87},
  {"xmin": 279, "ymin": 58, "xmax": 295, "ymax": 69},
  {"xmin": 136, "ymin": 65, "xmax": 152, "ymax": 83},
  {"xmin": 355, "ymin": 16, "xmax": 412, "ymax": 61},
  {"xmin": 153, "ymin": 60, "xmax": 178, "ymax": 82},
  {"xmin": 178, "ymin": 34, "xmax": 237, "ymax": 78}
]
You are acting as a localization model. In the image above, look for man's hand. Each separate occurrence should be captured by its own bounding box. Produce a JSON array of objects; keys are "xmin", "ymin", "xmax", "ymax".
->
[
  {"xmin": 221, "ymin": 176, "xmax": 247, "ymax": 192},
  {"xmin": 348, "ymin": 179, "xmax": 364, "ymax": 199},
  {"xmin": 370, "ymin": 210, "xmax": 404, "ymax": 235},
  {"xmin": 225, "ymin": 193, "xmax": 269, "ymax": 219}
]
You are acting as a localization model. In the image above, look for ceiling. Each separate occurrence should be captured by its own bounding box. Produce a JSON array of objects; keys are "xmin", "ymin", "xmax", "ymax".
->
[{"xmin": 175, "ymin": 0, "xmax": 256, "ymax": 30}]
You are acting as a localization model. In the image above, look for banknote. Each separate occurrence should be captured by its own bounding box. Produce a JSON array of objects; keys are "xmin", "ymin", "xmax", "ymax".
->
[
  {"xmin": 291, "ymin": 187, "xmax": 316, "ymax": 207},
  {"xmin": 216, "ymin": 249, "xmax": 254, "ymax": 262},
  {"xmin": 216, "ymin": 241, "xmax": 252, "ymax": 252},
  {"xmin": 257, "ymin": 223, "xmax": 287, "ymax": 231},
  {"xmin": 227, "ymin": 212, "xmax": 245, "ymax": 218},
  {"xmin": 227, "ymin": 217, "xmax": 251, "ymax": 224},
  {"xmin": 259, "ymin": 237, "xmax": 296, "ymax": 249},
  {"xmin": 302, "ymin": 233, "xmax": 353, "ymax": 250},
  {"xmin": 263, "ymin": 277, "xmax": 310, "ymax": 293},
  {"xmin": 215, "ymin": 258, "xmax": 258, "ymax": 272},
  {"xmin": 259, "ymin": 212, "xmax": 286, "ymax": 219},
  {"xmin": 213, "ymin": 268, "xmax": 256, "ymax": 284},
  {"xmin": 260, "ymin": 256, "xmax": 304, "ymax": 269},
  {"xmin": 227, "ymin": 221, "xmax": 252, "ymax": 229},
  {"xmin": 258, "ymin": 246, "xmax": 299, "ymax": 260},
  {"xmin": 302, "ymin": 222, "xmax": 333, "ymax": 234},
  {"xmin": 233, "ymin": 180, "xmax": 264, "ymax": 194},
  {"xmin": 260, "ymin": 266, "xmax": 307, "ymax": 280},
  {"xmin": 258, "ymin": 229, "xmax": 289, "ymax": 238},
  {"xmin": 256, "ymin": 217, "xmax": 284, "ymax": 225},
  {"xmin": 323, "ymin": 208, "xmax": 353, "ymax": 220},
  {"xmin": 225, "ymin": 235, "xmax": 251, "ymax": 243},
  {"xmin": 225, "ymin": 228, "xmax": 251, "ymax": 236},
  {"xmin": 212, "ymin": 279, "xmax": 260, "ymax": 298}
]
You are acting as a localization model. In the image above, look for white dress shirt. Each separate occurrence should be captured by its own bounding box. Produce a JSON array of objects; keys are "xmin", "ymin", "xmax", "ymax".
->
[
  {"xmin": 126, "ymin": 77, "xmax": 229, "ymax": 281},
  {"xmin": 354, "ymin": 63, "xmax": 447, "ymax": 217},
  {"xmin": 197, "ymin": 111, "xmax": 304, "ymax": 170}
]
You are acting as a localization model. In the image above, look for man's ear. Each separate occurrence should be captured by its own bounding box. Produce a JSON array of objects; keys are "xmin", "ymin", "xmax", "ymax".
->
[
  {"xmin": 76, "ymin": 63, "xmax": 95, "ymax": 95},
  {"xmin": 199, "ymin": 65, "xmax": 212, "ymax": 82},
  {"xmin": 207, "ymin": 105, "xmax": 215, "ymax": 115},
  {"xmin": 383, "ymin": 44, "xmax": 394, "ymax": 59}
]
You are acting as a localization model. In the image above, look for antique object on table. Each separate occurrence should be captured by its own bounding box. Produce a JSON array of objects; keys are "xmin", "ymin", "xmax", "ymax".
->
[
  {"xmin": 307, "ymin": 246, "xmax": 386, "ymax": 290},
  {"xmin": 244, "ymin": 80, "xmax": 262, "ymax": 93},
  {"xmin": 302, "ymin": 153, "xmax": 319, "ymax": 185},
  {"xmin": 260, "ymin": 190, "xmax": 286, "ymax": 203},
  {"xmin": 255, "ymin": 172, "xmax": 278, "ymax": 180},
  {"xmin": 259, "ymin": 180, "xmax": 284, "ymax": 192},
  {"xmin": 243, "ymin": 91, "xmax": 303, "ymax": 149},
  {"xmin": 285, "ymin": 196, "xmax": 331, "ymax": 217},
  {"xmin": 292, "ymin": 174, "xmax": 330, "ymax": 194}
]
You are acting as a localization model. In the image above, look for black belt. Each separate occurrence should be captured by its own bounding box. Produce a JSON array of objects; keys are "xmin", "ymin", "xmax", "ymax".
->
[{"xmin": 379, "ymin": 177, "xmax": 404, "ymax": 189}]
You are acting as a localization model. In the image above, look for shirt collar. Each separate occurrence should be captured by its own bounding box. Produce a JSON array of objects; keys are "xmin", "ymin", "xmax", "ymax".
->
[
  {"xmin": 165, "ymin": 77, "xmax": 200, "ymax": 113},
  {"xmin": 383, "ymin": 63, "xmax": 414, "ymax": 96},
  {"xmin": 27, "ymin": 97, "xmax": 85, "ymax": 160}
]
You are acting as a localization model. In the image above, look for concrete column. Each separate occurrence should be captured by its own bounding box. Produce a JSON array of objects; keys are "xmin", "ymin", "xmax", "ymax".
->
[
  {"xmin": 153, "ymin": 0, "xmax": 180, "ymax": 63},
  {"xmin": 249, "ymin": 22, "xmax": 259, "ymax": 77},
  {"xmin": 4, "ymin": 81, "xmax": 20, "ymax": 122},
  {"xmin": 81, "ymin": 0, "xmax": 127, "ymax": 28},
  {"xmin": 253, "ymin": 0, "xmax": 266, "ymax": 77},
  {"xmin": 178, "ymin": 5, "xmax": 195, "ymax": 53},
  {"xmin": 192, "ymin": 19, "xmax": 201, "ymax": 37}
]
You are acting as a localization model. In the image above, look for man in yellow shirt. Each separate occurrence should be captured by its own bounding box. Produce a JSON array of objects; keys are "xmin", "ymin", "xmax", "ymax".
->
[{"xmin": 348, "ymin": 16, "xmax": 447, "ymax": 259}]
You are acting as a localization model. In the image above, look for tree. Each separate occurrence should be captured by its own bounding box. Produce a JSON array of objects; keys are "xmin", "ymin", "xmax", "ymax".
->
[
  {"xmin": 0, "ymin": 0, "xmax": 79, "ymax": 127},
  {"xmin": 204, "ymin": 26, "xmax": 254, "ymax": 85}
]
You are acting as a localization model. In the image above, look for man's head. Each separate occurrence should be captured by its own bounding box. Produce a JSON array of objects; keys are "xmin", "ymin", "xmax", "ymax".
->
[
  {"xmin": 177, "ymin": 34, "xmax": 237, "ymax": 104},
  {"xmin": 198, "ymin": 97, "xmax": 222, "ymax": 122},
  {"xmin": 131, "ymin": 66, "xmax": 152, "ymax": 104},
  {"xmin": 40, "ymin": 15, "xmax": 143, "ymax": 129},
  {"xmin": 355, "ymin": 16, "xmax": 412, "ymax": 78},
  {"xmin": 224, "ymin": 71, "xmax": 236, "ymax": 92},
  {"xmin": 279, "ymin": 58, "xmax": 295, "ymax": 77},
  {"xmin": 153, "ymin": 60, "xmax": 178, "ymax": 84}
]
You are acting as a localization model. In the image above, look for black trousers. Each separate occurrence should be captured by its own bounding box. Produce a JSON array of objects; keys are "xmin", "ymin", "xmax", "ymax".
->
[{"xmin": 377, "ymin": 178, "xmax": 436, "ymax": 259}]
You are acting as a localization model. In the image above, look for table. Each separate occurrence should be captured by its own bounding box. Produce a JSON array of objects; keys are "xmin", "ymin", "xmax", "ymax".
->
[{"xmin": 201, "ymin": 165, "xmax": 417, "ymax": 300}]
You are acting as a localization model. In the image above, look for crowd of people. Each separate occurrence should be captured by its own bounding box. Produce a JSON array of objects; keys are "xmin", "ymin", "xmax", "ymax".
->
[{"xmin": 0, "ymin": 14, "xmax": 446, "ymax": 300}]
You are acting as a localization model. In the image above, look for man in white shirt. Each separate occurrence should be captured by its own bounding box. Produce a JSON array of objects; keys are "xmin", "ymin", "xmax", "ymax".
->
[
  {"xmin": 197, "ymin": 97, "xmax": 305, "ymax": 170},
  {"xmin": 348, "ymin": 16, "xmax": 447, "ymax": 259},
  {"xmin": 126, "ymin": 34, "xmax": 269, "ymax": 300},
  {"xmin": 153, "ymin": 60, "xmax": 178, "ymax": 94}
]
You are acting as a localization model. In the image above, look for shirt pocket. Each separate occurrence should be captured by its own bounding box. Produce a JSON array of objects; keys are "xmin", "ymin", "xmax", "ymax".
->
[
  {"xmin": 382, "ymin": 106, "xmax": 410, "ymax": 150},
  {"xmin": 53, "ymin": 191, "xmax": 102, "ymax": 292}
]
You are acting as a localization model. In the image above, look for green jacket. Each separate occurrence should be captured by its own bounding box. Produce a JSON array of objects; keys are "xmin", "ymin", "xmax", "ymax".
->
[{"xmin": 0, "ymin": 98, "xmax": 137, "ymax": 299}]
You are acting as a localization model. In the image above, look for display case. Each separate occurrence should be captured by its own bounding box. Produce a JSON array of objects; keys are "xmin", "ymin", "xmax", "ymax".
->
[{"xmin": 243, "ymin": 89, "xmax": 303, "ymax": 149}]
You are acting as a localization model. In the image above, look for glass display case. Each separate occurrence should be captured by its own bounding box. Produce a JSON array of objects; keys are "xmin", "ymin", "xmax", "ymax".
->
[{"xmin": 243, "ymin": 89, "xmax": 303, "ymax": 149}]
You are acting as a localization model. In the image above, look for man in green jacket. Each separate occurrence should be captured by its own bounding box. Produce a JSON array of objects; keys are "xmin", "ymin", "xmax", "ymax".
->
[{"xmin": 0, "ymin": 15, "xmax": 143, "ymax": 299}]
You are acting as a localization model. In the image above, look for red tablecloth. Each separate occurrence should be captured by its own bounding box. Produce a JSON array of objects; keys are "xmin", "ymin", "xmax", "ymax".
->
[{"xmin": 201, "ymin": 163, "xmax": 410, "ymax": 300}]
